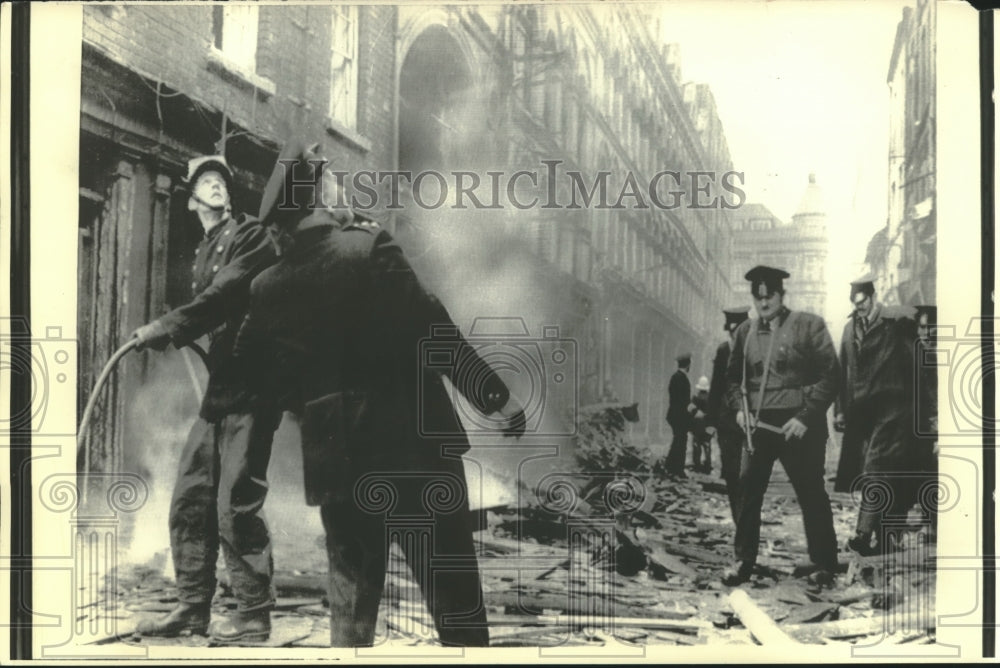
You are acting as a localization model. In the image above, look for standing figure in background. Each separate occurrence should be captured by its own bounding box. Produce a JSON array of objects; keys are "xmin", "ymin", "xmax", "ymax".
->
[
  {"xmin": 131, "ymin": 155, "xmax": 280, "ymax": 644},
  {"xmin": 723, "ymin": 266, "xmax": 840, "ymax": 587},
  {"xmin": 664, "ymin": 352, "xmax": 693, "ymax": 479},
  {"xmin": 833, "ymin": 277, "xmax": 919, "ymax": 556},
  {"xmin": 708, "ymin": 306, "xmax": 751, "ymax": 524},
  {"xmin": 688, "ymin": 376, "xmax": 713, "ymax": 473}
]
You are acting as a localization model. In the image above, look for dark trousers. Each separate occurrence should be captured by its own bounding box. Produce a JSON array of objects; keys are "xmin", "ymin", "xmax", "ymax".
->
[
  {"xmin": 319, "ymin": 453, "xmax": 489, "ymax": 647},
  {"xmin": 665, "ymin": 418, "xmax": 689, "ymax": 474},
  {"xmin": 849, "ymin": 406, "xmax": 916, "ymax": 539},
  {"xmin": 912, "ymin": 436, "xmax": 938, "ymax": 530},
  {"xmin": 734, "ymin": 415, "xmax": 839, "ymax": 570},
  {"xmin": 717, "ymin": 423, "xmax": 746, "ymax": 524},
  {"xmin": 691, "ymin": 433, "xmax": 711, "ymax": 472},
  {"xmin": 169, "ymin": 411, "xmax": 279, "ymax": 611}
]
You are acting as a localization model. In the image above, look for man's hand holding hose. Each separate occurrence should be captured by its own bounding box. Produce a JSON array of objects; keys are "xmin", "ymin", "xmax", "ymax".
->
[{"xmin": 132, "ymin": 319, "xmax": 172, "ymax": 351}]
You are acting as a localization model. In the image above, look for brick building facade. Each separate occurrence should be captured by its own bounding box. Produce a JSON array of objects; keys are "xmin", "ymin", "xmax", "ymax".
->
[
  {"xmin": 79, "ymin": 4, "xmax": 398, "ymax": 471},
  {"xmin": 79, "ymin": 3, "xmax": 740, "ymax": 470}
]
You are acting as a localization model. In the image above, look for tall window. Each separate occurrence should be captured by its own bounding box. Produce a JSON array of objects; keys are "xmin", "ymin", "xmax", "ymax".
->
[
  {"xmin": 212, "ymin": 4, "xmax": 259, "ymax": 72},
  {"xmin": 330, "ymin": 5, "xmax": 359, "ymax": 129}
]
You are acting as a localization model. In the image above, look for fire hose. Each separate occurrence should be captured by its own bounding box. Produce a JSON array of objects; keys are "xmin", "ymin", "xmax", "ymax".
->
[{"xmin": 77, "ymin": 337, "xmax": 208, "ymax": 501}]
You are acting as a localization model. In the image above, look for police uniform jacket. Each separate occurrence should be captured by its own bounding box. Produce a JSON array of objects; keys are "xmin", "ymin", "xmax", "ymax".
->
[
  {"xmin": 158, "ymin": 212, "xmax": 276, "ymax": 421},
  {"xmin": 725, "ymin": 306, "xmax": 839, "ymax": 433},
  {"xmin": 234, "ymin": 210, "xmax": 511, "ymax": 505}
]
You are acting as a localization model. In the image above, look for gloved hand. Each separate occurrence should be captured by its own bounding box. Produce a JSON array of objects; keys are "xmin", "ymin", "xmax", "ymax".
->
[
  {"xmin": 833, "ymin": 413, "xmax": 846, "ymax": 432},
  {"xmin": 132, "ymin": 319, "xmax": 171, "ymax": 351}
]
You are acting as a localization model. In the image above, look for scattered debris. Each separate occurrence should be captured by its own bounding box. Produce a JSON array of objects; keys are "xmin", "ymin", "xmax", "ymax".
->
[
  {"xmin": 87, "ymin": 430, "xmax": 936, "ymax": 649},
  {"xmin": 728, "ymin": 589, "xmax": 801, "ymax": 644}
]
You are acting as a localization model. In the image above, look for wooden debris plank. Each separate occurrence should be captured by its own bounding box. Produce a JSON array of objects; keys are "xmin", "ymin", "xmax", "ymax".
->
[
  {"xmin": 272, "ymin": 572, "xmax": 327, "ymax": 596},
  {"xmin": 274, "ymin": 597, "xmax": 321, "ymax": 611},
  {"xmin": 783, "ymin": 612, "xmax": 933, "ymax": 640},
  {"xmin": 771, "ymin": 583, "xmax": 815, "ymax": 606},
  {"xmin": 658, "ymin": 542, "xmax": 730, "ymax": 565},
  {"xmin": 651, "ymin": 629, "xmax": 698, "ymax": 645},
  {"xmin": 781, "ymin": 602, "xmax": 839, "ymax": 625},
  {"xmin": 646, "ymin": 548, "xmax": 699, "ymax": 580},
  {"xmin": 486, "ymin": 612, "xmax": 710, "ymax": 632},
  {"xmin": 476, "ymin": 536, "xmax": 565, "ymax": 557},
  {"xmin": 297, "ymin": 603, "xmax": 329, "ymax": 617},
  {"xmin": 728, "ymin": 589, "xmax": 801, "ymax": 645},
  {"xmin": 478, "ymin": 556, "xmax": 575, "ymax": 580},
  {"xmin": 488, "ymin": 624, "xmax": 568, "ymax": 640}
]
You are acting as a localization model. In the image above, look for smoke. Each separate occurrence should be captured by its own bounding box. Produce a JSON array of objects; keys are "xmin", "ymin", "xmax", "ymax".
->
[
  {"xmin": 120, "ymin": 347, "xmax": 205, "ymax": 571},
  {"xmin": 119, "ymin": 348, "xmax": 328, "ymax": 575}
]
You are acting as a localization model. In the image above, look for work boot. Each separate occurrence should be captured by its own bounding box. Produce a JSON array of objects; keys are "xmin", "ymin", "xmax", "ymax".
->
[
  {"xmin": 806, "ymin": 568, "xmax": 836, "ymax": 587},
  {"xmin": 208, "ymin": 609, "xmax": 271, "ymax": 645},
  {"xmin": 135, "ymin": 601, "xmax": 210, "ymax": 637},
  {"xmin": 721, "ymin": 561, "xmax": 754, "ymax": 586},
  {"xmin": 846, "ymin": 531, "xmax": 876, "ymax": 556}
]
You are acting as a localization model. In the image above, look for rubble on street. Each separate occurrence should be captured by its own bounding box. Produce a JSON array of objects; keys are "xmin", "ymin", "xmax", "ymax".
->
[{"xmin": 88, "ymin": 454, "xmax": 937, "ymax": 650}]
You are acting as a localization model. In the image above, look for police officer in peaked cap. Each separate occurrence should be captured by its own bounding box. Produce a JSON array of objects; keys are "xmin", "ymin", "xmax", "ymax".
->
[{"xmin": 723, "ymin": 266, "xmax": 841, "ymax": 586}]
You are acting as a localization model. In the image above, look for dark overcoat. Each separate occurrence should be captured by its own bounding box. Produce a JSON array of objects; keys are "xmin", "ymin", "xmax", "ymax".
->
[
  {"xmin": 234, "ymin": 211, "xmax": 510, "ymax": 505},
  {"xmin": 834, "ymin": 306, "xmax": 919, "ymax": 490},
  {"xmin": 666, "ymin": 369, "xmax": 691, "ymax": 428}
]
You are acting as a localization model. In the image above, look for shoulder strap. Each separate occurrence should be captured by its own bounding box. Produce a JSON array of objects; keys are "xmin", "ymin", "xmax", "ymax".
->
[{"xmin": 746, "ymin": 311, "xmax": 793, "ymax": 417}]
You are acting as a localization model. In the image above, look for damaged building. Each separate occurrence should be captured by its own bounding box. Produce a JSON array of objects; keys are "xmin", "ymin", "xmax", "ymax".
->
[{"xmin": 78, "ymin": 3, "xmax": 739, "ymax": 474}]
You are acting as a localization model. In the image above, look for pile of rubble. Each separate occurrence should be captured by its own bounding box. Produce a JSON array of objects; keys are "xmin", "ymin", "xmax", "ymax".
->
[
  {"xmin": 477, "ymin": 470, "xmax": 936, "ymax": 647},
  {"xmin": 89, "ymin": 405, "xmax": 936, "ymax": 649}
]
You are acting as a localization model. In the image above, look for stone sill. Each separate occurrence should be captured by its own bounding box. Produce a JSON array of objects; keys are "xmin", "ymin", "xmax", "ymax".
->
[
  {"xmin": 206, "ymin": 48, "xmax": 276, "ymax": 99},
  {"xmin": 325, "ymin": 117, "xmax": 371, "ymax": 153}
]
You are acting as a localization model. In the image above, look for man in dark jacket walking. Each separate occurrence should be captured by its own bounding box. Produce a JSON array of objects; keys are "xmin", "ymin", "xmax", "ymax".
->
[
  {"xmin": 234, "ymin": 140, "xmax": 526, "ymax": 647},
  {"xmin": 708, "ymin": 306, "xmax": 750, "ymax": 524},
  {"xmin": 833, "ymin": 278, "xmax": 920, "ymax": 555},
  {"xmin": 664, "ymin": 353, "xmax": 692, "ymax": 478},
  {"xmin": 131, "ymin": 155, "xmax": 279, "ymax": 643},
  {"xmin": 723, "ymin": 266, "xmax": 840, "ymax": 587}
]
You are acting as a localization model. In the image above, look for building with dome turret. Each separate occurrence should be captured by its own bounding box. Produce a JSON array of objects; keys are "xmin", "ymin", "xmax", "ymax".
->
[{"xmin": 730, "ymin": 174, "xmax": 830, "ymax": 317}]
